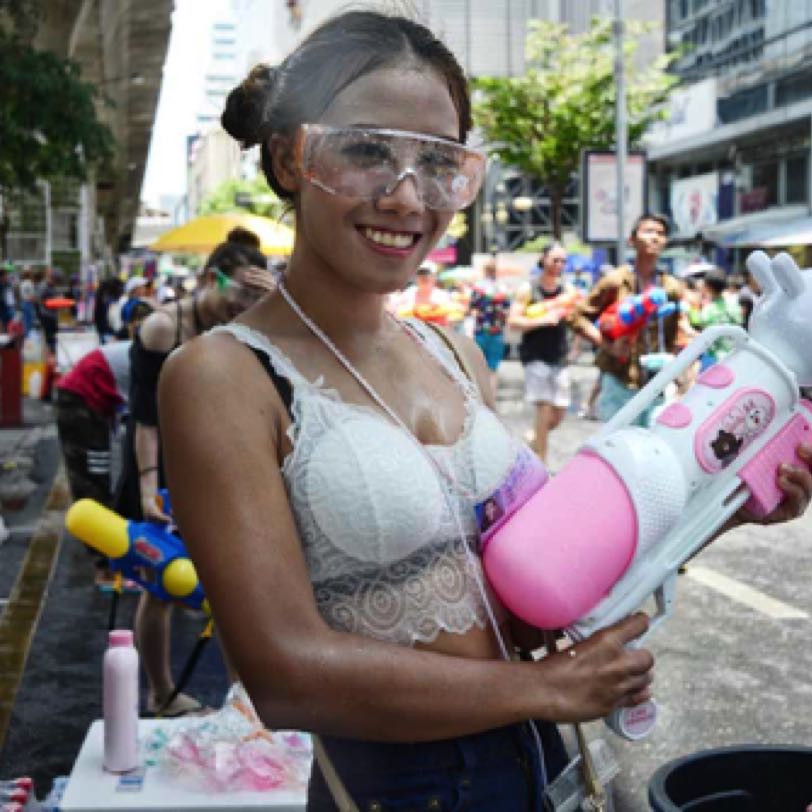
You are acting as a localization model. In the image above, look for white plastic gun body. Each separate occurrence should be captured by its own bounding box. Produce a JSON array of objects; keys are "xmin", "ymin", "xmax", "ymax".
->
[
  {"xmin": 482, "ymin": 251, "xmax": 812, "ymax": 740},
  {"xmin": 571, "ymin": 324, "xmax": 807, "ymax": 638}
]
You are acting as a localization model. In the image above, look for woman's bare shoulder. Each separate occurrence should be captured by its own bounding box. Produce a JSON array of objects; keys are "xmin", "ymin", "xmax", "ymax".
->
[
  {"xmin": 162, "ymin": 331, "xmax": 254, "ymax": 391},
  {"xmin": 139, "ymin": 304, "xmax": 181, "ymax": 353},
  {"xmin": 161, "ymin": 330, "xmax": 288, "ymax": 435}
]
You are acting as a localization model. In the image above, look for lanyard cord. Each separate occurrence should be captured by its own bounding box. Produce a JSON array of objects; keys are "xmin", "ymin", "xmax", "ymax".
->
[{"xmin": 276, "ymin": 279, "xmax": 549, "ymax": 790}]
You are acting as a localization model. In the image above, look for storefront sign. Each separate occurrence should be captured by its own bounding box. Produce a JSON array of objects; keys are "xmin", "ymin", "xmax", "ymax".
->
[{"xmin": 670, "ymin": 172, "xmax": 719, "ymax": 237}]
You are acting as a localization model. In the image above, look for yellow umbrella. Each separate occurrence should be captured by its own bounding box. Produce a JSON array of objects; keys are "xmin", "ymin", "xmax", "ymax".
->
[{"xmin": 149, "ymin": 212, "xmax": 294, "ymax": 256}]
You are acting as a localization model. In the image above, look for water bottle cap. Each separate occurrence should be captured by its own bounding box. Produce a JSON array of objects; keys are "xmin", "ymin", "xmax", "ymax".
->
[{"xmin": 108, "ymin": 629, "xmax": 134, "ymax": 647}]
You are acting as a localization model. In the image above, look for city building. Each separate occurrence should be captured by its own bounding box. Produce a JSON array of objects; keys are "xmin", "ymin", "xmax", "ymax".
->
[
  {"xmin": 197, "ymin": 15, "xmax": 239, "ymax": 133},
  {"xmin": 177, "ymin": 10, "xmax": 245, "ymax": 219},
  {"xmin": 647, "ymin": 0, "xmax": 812, "ymax": 266},
  {"xmin": 186, "ymin": 129, "xmax": 243, "ymax": 217}
]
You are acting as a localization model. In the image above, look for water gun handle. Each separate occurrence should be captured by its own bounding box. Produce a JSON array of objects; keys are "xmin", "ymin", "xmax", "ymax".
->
[
  {"xmin": 597, "ymin": 325, "xmax": 749, "ymax": 438},
  {"xmin": 573, "ymin": 576, "xmax": 676, "ymax": 741}
]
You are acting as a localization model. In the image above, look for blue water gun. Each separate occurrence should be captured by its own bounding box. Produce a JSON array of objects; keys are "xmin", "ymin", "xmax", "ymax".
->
[{"xmin": 65, "ymin": 491, "xmax": 208, "ymax": 613}]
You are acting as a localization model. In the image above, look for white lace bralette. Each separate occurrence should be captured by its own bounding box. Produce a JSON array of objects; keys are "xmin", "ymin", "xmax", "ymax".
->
[{"xmin": 212, "ymin": 320, "xmax": 525, "ymax": 646}]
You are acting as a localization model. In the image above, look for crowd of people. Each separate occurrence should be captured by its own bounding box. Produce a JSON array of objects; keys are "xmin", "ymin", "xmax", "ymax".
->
[
  {"xmin": 15, "ymin": 9, "xmax": 811, "ymax": 809},
  {"xmin": 382, "ymin": 211, "xmax": 760, "ymax": 463}
]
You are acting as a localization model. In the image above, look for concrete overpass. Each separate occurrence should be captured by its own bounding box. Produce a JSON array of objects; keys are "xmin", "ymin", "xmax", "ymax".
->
[{"xmin": 35, "ymin": 0, "xmax": 173, "ymax": 255}]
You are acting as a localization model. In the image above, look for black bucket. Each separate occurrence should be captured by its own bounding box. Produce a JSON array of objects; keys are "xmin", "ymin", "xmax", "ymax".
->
[{"xmin": 648, "ymin": 744, "xmax": 812, "ymax": 811}]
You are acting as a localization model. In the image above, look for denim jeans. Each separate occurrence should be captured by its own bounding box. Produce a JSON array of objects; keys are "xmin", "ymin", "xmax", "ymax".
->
[{"xmin": 308, "ymin": 720, "xmax": 569, "ymax": 811}]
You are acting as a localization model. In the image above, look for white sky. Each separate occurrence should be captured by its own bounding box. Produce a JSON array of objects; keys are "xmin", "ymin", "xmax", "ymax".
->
[{"xmin": 141, "ymin": 0, "xmax": 231, "ymax": 208}]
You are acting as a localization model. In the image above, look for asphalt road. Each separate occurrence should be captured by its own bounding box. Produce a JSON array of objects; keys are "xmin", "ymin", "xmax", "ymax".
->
[{"xmin": 2, "ymin": 358, "xmax": 811, "ymax": 809}]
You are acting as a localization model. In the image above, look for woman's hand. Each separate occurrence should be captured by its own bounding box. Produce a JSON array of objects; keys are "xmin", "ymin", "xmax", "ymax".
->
[
  {"xmin": 245, "ymin": 266, "xmax": 277, "ymax": 293},
  {"xmin": 141, "ymin": 488, "xmax": 171, "ymax": 524},
  {"xmin": 539, "ymin": 613, "xmax": 654, "ymax": 723},
  {"xmin": 735, "ymin": 442, "xmax": 812, "ymax": 526}
]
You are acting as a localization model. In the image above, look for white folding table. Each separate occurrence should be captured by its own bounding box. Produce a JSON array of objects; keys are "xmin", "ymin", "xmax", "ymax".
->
[{"xmin": 60, "ymin": 719, "xmax": 309, "ymax": 812}]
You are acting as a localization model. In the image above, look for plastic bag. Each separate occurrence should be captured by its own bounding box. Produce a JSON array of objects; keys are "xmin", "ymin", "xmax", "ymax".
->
[{"xmin": 144, "ymin": 683, "xmax": 312, "ymax": 793}]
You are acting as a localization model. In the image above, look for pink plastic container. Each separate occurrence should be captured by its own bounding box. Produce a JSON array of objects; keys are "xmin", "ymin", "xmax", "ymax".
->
[
  {"xmin": 483, "ymin": 452, "xmax": 639, "ymax": 629},
  {"xmin": 103, "ymin": 629, "xmax": 139, "ymax": 773}
]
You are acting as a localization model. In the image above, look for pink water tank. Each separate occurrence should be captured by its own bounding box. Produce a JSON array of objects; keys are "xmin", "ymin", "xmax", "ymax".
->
[{"xmin": 483, "ymin": 452, "xmax": 639, "ymax": 629}]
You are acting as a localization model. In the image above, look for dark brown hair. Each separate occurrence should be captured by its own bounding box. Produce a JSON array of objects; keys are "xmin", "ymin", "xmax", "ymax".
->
[
  {"xmin": 225, "ymin": 226, "xmax": 261, "ymax": 250},
  {"xmin": 539, "ymin": 241, "xmax": 566, "ymax": 263},
  {"xmin": 630, "ymin": 212, "xmax": 671, "ymax": 239},
  {"xmin": 221, "ymin": 10, "xmax": 471, "ymax": 200},
  {"xmin": 204, "ymin": 229, "xmax": 266, "ymax": 276}
]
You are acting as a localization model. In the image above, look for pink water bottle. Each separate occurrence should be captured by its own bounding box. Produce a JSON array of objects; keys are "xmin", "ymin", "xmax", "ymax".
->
[{"xmin": 103, "ymin": 629, "xmax": 139, "ymax": 773}]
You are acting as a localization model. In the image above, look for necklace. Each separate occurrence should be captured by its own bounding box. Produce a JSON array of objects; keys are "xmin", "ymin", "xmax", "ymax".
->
[{"xmin": 277, "ymin": 281, "xmax": 411, "ymax": 435}]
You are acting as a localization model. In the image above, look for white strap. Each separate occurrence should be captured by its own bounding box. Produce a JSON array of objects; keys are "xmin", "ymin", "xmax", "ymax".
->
[{"xmin": 312, "ymin": 735, "xmax": 360, "ymax": 812}]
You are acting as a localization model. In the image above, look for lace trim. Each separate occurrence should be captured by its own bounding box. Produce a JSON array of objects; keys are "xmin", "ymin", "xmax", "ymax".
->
[
  {"xmin": 312, "ymin": 535, "xmax": 491, "ymax": 646},
  {"xmin": 211, "ymin": 321, "xmax": 481, "ymax": 456}
]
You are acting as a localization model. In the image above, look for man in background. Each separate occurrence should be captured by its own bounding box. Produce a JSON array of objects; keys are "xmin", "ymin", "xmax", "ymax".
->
[
  {"xmin": 571, "ymin": 213, "xmax": 687, "ymax": 427},
  {"xmin": 509, "ymin": 243, "xmax": 577, "ymax": 462}
]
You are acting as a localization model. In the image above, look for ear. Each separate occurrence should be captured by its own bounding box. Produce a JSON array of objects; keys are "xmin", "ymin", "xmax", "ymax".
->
[{"xmin": 269, "ymin": 135, "xmax": 299, "ymax": 195}]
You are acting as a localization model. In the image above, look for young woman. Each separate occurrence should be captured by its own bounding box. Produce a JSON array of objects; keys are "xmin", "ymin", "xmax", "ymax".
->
[
  {"xmin": 116, "ymin": 228, "xmax": 273, "ymax": 716},
  {"xmin": 158, "ymin": 11, "xmax": 812, "ymax": 809}
]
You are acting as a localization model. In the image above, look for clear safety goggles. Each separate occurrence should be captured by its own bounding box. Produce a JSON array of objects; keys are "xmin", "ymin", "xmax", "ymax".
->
[
  {"xmin": 295, "ymin": 124, "xmax": 486, "ymax": 211},
  {"xmin": 214, "ymin": 268, "xmax": 265, "ymax": 306}
]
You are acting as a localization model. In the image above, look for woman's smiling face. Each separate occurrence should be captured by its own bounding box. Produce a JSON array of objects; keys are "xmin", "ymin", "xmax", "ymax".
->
[{"xmin": 293, "ymin": 65, "xmax": 461, "ymax": 295}]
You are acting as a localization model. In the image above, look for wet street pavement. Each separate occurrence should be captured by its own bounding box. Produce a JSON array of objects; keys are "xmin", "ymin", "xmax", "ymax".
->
[{"xmin": 1, "ymin": 357, "xmax": 811, "ymax": 809}]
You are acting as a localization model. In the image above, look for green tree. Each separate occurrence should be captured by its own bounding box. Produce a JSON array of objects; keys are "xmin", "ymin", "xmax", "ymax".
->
[
  {"xmin": 0, "ymin": 6, "xmax": 114, "ymax": 257},
  {"xmin": 473, "ymin": 18, "xmax": 678, "ymax": 239},
  {"xmin": 199, "ymin": 176, "xmax": 284, "ymax": 220}
]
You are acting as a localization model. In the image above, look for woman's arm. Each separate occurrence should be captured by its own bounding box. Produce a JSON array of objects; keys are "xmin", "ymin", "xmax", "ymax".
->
[
  {"xmin": 132, "ymin": 310, "xmax": 178, "ymax": 522},
  {"xmin": 159, "ymin": 333, "xmax": 655, "ymax": 742},
  {"xmin": 134, "ymin": 423, "xmax": 168, "ymax": 522}
]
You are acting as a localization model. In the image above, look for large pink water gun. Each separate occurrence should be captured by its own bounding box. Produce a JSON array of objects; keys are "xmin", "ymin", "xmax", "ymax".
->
[{"xmin": 483, "ymin": 251, "xmax": 812, "ymax": 740}]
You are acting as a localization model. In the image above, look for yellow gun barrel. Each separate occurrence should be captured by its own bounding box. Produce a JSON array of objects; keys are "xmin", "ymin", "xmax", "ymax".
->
[{"xmin": 65, "ymin": 499, "xmax": 130, "ymax": 559}]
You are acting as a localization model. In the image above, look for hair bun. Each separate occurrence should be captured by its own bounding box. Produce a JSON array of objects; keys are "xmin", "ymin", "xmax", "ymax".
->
[
  {"xmin": 226, "ymin": 227, "xmax": 261, "ymax": 249},
  {"xmin": 221, "ymin": 63, "xmax": 278, "ymax": 147}
]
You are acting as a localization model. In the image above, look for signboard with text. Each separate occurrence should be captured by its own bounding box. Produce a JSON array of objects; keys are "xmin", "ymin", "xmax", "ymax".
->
[{"xmin": 582, "ymin": 151, "xmax": 647, "ymax": 243}]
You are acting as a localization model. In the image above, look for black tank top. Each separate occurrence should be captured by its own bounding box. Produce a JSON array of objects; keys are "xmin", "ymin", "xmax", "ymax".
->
[{"xmin": 518, "ymin": 282, "xmax": 569, "ymax": 366}]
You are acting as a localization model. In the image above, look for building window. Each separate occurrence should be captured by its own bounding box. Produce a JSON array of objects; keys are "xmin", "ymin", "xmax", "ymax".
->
[
  {"xmin": 53, "ymin": 211, "xmax": 79, "ymax": 250},
  {"xmin": 739, "ymin": 161, "xmax": 778, "ymax": 212},
  {"xmin": 717, "ymin": 84, "xmax": 768, "ymax": 124},
  {"xmin": 776, "ymin": 68, "xmax": 812, "ymax": 108},
  {"xmin": 785, "ymin": 155, "xmax": 808, "ymax": 204}
]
